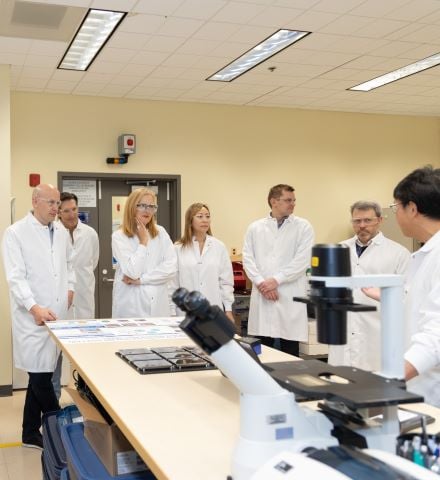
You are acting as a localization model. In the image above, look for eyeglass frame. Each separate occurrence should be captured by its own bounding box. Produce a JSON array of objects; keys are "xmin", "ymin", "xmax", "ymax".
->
[
  {"xmin": 136, "ymin": 203, "xmax": 158, "ymax": 212},
  {"xmin": 389, "ymin": 202, "xmax": 402, "ymax": 213},
  {"xmin": 39, "ymin": 198, "xmax": 62, "ymax": 207},
  {"xmin": 350, "ymin": 217, "xmax": 380, "ymax": 226}
]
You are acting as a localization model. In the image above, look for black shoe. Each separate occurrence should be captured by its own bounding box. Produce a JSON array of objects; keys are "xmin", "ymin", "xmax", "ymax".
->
[{"xmin": 22, "ymin": 434, "xmax": 43, "ymax": 451}]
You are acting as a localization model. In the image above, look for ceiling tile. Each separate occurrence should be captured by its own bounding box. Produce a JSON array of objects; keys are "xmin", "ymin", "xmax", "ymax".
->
[
  {"xmin": 98, "ymin": 47, "xmax": 137, "ymax": 63},
  {"xmin": 320, "ymin": 15, "xmax": 374, "ymax": 35},
  {"xmin": 87, "ymin": 60, "xmax": 125, "ymax": 73},
  {"xmin": 349, "ymin": 0, "xmax": 412, "ymax": 18},
  {"xmin": 46, "ymin": 79, "xmax": 77, "ymax": 91},
  {"xmin": 119, "ymin": 14, "xmax": 166, "ymax": 34},
  {"xmin": 0, "ymin": 52, "xmax": 26, "ymax": 65},
  {"xmin": 21, "ymin": 66, "xmax": 53, "ymax": 79},
  {"xmin": 161, "ymin": 52, "xmax": 201, "ymax": 68},
  {"xmin": 108, "ymin": 31, "xmax": 150, "ymax": 49},
  {"xmin": 0, "ymin": 36, "xmax": 31, "ymax": 53},
  {"xmin": 73, "ymin": 83, "xmax": 105, "ymax": 94},
  {"xmin": 173, "ymin": 0, "xmax": 226, "ymax": 20},
  {"xmin": 247, "ymin": 6, "xmax": 302, "ymax": 27},
  {"xmin": 111, "ymin": 74, "xmax": 143, "ymax": 85},
  {"xmin": 287, "ymin": 10, "xmax": 339, "ymax": 31},
  {"xmin": 133, "ymin": 0, "xmax": 183, "ymax": 15},
  {"xmin": 24, "ymin": 54, "xmax": 59, "ymax": 67},
  {"xmin": 121, "ymin": 63, "xmax": 156, "ymax": 75},
  {"xmin": 156, "ymin": 17, "xmax": 204, "ymax": 37},
  {"xmin": 176, "ymin": 38, "xmax": 221, "ymax": 55},
  {"xmin": 129, "ymin": 51, "xmax": 170, "ymax": 65},
  {"xmin": 192, "ymin": 21, "xmax": 240, "ymax": 41},
  {"xmin": 142, "ymin": 35, "xmax": 185, "ymax": 52},
  {"xmin": 386, "ymin": 0, "xmax": 440, "ymax": 21},
  {"xmin": 91, "ymin": 0, "xmax": 137, "ymax": 10},
  {"xmin": 312, "ymin": 0, "xmax": 365, "ymax": 15},
  {"xmin": 4, "ymin": 0, "xmax": 440, "ymax": 116},
  {"xmin": 211, "ymin": 2, "xmax": 266, "ymax": 23}
]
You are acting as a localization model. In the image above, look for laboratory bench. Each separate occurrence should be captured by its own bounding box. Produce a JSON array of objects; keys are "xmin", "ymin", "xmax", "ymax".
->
[{"xmin": 47, "ymin": 321, "xmax": 440, "ymax": 480}]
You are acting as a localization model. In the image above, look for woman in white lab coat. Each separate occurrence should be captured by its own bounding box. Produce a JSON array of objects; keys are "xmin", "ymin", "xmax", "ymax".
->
[
  {"xmin": 112, "ymin": 188, "xmax": 177, "ymax": 318},
  {"xmin": 173, "ymin": 203, "xmax": 234, "ymax": 320}
]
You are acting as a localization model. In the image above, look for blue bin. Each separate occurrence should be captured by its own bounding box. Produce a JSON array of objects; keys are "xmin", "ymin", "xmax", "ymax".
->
[
  {"xmin": 61, "ymin": 423, "xmax": 155, "ymax": 480},
  {"xmin": 42, "ymin": 406, "xmax": 83, "ymax": 480},
  {"xmin": 60, "ymin": 467, "xmax": 70, "ymax": 480}
]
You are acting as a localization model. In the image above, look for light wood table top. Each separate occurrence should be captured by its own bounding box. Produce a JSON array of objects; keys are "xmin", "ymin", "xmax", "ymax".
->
[
  {"xmin": 48, "ymin": 325, "xmax": 440, "ymax": 480},
  {"xmin": 50, "ymin": 331, "xmax": 294, "ymax": 480}
]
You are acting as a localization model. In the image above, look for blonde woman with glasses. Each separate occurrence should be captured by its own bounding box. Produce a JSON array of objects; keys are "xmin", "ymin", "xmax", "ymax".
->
[
  {"xmin": 172, "ymin": 203, "xmax": 234, "ymax": 321},
  {"xmin": 112, "ymin": 188, "xmax": 177, "ymax": 318}
]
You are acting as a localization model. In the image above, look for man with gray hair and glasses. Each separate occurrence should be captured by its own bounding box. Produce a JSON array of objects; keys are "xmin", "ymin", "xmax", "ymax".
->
[
  {"xmin": 328, "ymin": 200, "xmax": 410, "ymax": 372},
  {"xmin": 2, "ymin": 184, "xmax": 75, "ymax": 450}
]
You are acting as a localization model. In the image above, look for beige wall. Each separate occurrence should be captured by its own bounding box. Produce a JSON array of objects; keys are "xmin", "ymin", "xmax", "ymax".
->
[
  {"xmin": 2, "ymin": 91, "xmax": 439, "ymax": 387},
  {"xmin": 11, "ymin": 92, "xmax": 440, "ymax": 250},
  {"xmin": 0, "ymin": 67, "xmax": 12, "ymax": 390}
]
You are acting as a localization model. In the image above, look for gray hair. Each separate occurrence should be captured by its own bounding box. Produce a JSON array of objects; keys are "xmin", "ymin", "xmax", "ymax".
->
[{"xmin": 350, "ymin": 200, "xmax": 382, "ymax": 217}]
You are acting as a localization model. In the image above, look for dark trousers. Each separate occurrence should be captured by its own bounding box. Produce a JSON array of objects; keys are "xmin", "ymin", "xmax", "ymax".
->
[
  {"xmin": 22, "ymin": 372, "xmax": 60, "ymax": 441},
  {"xmin": 258, "ymin": 336, "xmax": 300, "ymax": 357}
]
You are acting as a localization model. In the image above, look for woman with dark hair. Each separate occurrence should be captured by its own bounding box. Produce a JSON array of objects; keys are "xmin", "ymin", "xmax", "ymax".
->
[
  {"xmin": 112, "ymin": 188, "xmax": 177, "ymax": 318},
  {"xmin": 173, "ymin": 203, "xmax": 234, "ymax": 320}
]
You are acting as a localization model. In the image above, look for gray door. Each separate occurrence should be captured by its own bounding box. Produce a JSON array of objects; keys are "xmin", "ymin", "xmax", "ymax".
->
[{"xmin": 58, "ymin": 173, "xmax": 181, "ymax": 319}]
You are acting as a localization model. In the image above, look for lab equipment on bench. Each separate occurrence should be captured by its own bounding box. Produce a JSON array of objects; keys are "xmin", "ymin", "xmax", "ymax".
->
[
  {"xmin": 172, "ymin": 287, "xmax": 337, "ymax": 480},
  {"xmin": 292, "ymin": 243, "xmax": 417, "ymax": 452},
  {"xmin": 171, "ymin": 242, "xmax": 434, "ymax": 479}
]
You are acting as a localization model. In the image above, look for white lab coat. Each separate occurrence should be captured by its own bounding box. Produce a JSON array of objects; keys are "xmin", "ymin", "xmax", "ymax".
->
[
  {"xmin": 405, "ymin": 230, "xmax": 440, "ymax": 407},
  {"xmin": 243, "ymin": 215, "xmax": 314, "ymax": 341},
  {"xmin": 112, "ymin": 225, "xmax": 177, "ymax": 318},
  {"xmin": 2, "ymin": 212, "xmax": 75, "ymax": 372},
  {"xmin": 173, "ymin": 236, "xmax": 234, "ymax": 313},
  {"xmin": 328, "ymin": 232, "xmax": 410, "ymax": 371},
  {"xmin": 61, "ymin": 220, "xmax": 99, "ymax": 320}
]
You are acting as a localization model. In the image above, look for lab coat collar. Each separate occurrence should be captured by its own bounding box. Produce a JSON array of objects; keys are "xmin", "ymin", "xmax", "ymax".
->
[
  {"xmin": 267, "ymin": 213, "xmax": 294, "ymax": 223},
  {"xmin": 192, "ymin": 235, "xmax": 213, "ymax": 247},
  {"xmin": 415, "ymin": 229, "xmax": 440, "ymax": 255},
  {"xmin": 354, "ymin": 231, "xmax": 384, "ymax": 246},
  {"xmin": 28, "ymin": 211, "xmax": 52, "ymax": 228}
]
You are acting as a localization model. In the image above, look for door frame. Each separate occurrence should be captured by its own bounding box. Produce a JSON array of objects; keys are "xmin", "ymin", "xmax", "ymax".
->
[{"xmin": 58, "ymin": 172, "xmax": 181, "ymax": 239}]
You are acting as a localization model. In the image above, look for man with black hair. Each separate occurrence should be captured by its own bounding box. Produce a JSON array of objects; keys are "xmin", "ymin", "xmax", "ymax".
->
[{"xmin": 391, "ymin": 165, "xmax": 440, "ymax": 406}]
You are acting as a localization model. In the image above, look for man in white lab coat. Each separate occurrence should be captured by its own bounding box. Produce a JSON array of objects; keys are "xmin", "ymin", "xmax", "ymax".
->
[
  {"xmin": 391, "ymin": 166, "xmax": 440, "ymax": 407},
  {"xmin": 328, "ymin": 201, "xmax": 410, "ymax": 372},
  {"xmin": 2, "ymin": 184, "xmax": 75, "ymax": 450},
  {"xmin": 51, "ymin": 192, "xmax": 99, "ymax": 399},
  {"xmin": 243, "ymin": 184, "xmax": 314, "ymax": 356}
]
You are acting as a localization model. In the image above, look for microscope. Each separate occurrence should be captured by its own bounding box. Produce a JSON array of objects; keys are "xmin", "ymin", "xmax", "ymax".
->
[{"xmin": 172, "ymin": 244, "xmax": 434, "ymax": 479}]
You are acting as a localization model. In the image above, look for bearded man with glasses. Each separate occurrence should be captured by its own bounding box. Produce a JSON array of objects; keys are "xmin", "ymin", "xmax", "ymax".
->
[{"xmin": 328, "ymin": 200, "xmax": 410, "ymax": 372}]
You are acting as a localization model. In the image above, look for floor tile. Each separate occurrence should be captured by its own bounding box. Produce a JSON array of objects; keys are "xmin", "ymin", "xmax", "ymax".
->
[
  {"xmin": 5, "ymin": 449, "xmax": 42, "ymax": 480},
  {"xmin": 0, "ymin": 464, "xmax": 9, "ymax": 480}
]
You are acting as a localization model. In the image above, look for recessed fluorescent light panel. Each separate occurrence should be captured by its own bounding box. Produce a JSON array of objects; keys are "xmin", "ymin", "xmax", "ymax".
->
[
  {"xmin": 207, "ymin": 29, "xmax": 311, "ymax": 82},
  {"xmin": 58, "ymin": 9, "xmax": 126, "ymax": 71},
  {"xmin": 349, "ymin": 52, "xmax": 440, "ymax": 91}
]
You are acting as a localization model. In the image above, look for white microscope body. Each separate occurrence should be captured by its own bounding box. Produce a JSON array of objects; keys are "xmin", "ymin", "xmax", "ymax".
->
[
  {"xmin": 210, "ymin": 340, "xmax": 337, "ymax": 479},
  {"xmin": 172, "ymin": 242, "xmax": 433, "ymax": 479}
]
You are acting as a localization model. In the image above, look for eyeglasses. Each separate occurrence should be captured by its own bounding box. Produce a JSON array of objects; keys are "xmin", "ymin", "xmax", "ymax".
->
[
  {"xmin": 351, "ymin": 217, "xmax": 379, "ymax": 226},
  {"xmin": 279, "ymin": 198, "xmax": 296, "ymax": 204},
  {"xmin": 136, "ymin": 203, "xmax": 158, "ymax": 212},
  {"xmin": 389, "ymin": 202, "xmax": 402, "ymax": 213},
  {"xmin": 59, "ymin": 207, "xmax": 78, "ymax": 214},
  {"xmin": 40, "ymin": 198, "xmax": 61, "ymax": 207}
]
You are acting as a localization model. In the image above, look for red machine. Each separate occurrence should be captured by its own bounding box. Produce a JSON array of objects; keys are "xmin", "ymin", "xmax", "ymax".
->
[{"xmin": 232, "ymin": 261, "xmax": 247, "ymax": 292}]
